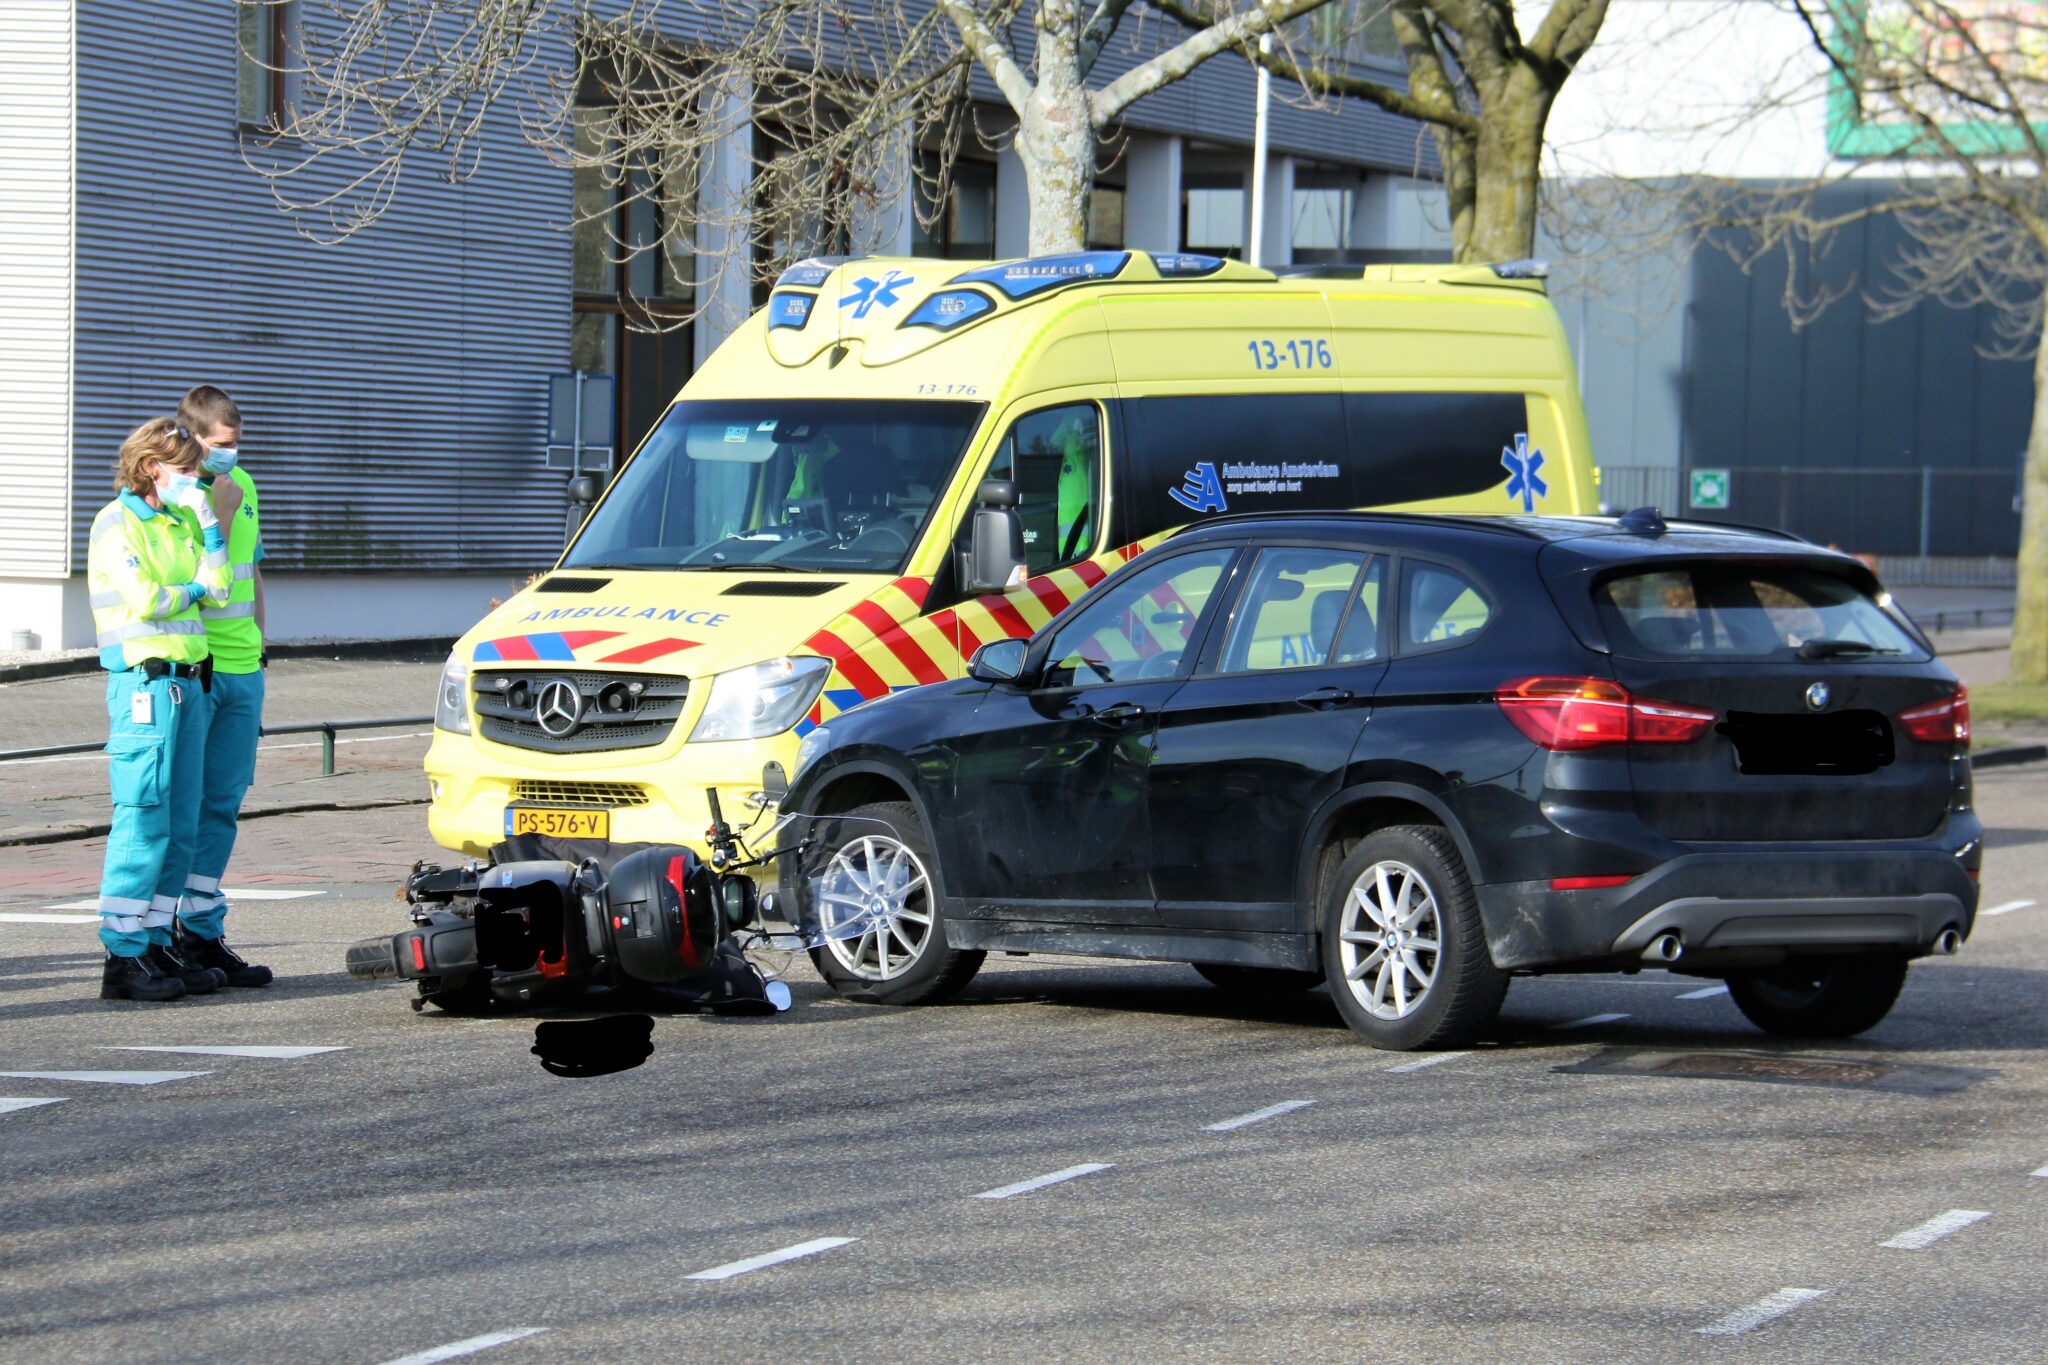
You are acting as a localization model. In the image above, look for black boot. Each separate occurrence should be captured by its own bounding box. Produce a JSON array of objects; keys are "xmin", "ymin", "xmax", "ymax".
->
[
  {"xmin": 101, "ymin": 952, "xmax": 187, "ymax": 1002},
  {"xmin": 174, "ymin": 921, "xmax": 273, "ymax": 987},
  {"xmin": 149, "ymin": 943, "xmax": 225, "ymax": 995}
]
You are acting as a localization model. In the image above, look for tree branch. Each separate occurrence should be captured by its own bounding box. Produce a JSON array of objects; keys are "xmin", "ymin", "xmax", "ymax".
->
[
  {"xmin": 1145, "ymin": 0, "xmax": 1476, "ymax": 132},
  {"xmin": 1088, "ymin": 0, "xmax": 1333, "ymax": 127},
  {"xmin": 1078, "ymin": 0, "xmax": 1136, "ymax": 78},
  {"xmin": 934, "ymin": 0, "xmax": 1033, "ymax": 117}
]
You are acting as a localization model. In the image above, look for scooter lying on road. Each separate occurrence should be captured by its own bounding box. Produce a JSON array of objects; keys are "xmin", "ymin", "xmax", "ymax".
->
[{"xmin": 345, "ymin": 789, "xmax": 825, "ymax": 1016}]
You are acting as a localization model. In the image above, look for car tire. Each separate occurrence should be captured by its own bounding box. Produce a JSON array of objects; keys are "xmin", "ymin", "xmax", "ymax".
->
[
  {"xmin": 1193, "ymin": 963, "xmax": 1323, "ymax": 995},
  {"xmin": 805, "ymin": 801, "xmax": 984, "ymax": 1005},
  {"xmin": 1725, "ymin": 956, "xmax": 1909, "ymax": 1038},
  {"xmin": 1321, "ymin": 825, "xmax": 1506, "ymax": 1050}
]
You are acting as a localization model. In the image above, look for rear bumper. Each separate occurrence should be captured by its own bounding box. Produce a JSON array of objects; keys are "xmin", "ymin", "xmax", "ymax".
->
[{"xmin": 1476, "ymin": 844, "xmax": 1979, "ymax": 971}]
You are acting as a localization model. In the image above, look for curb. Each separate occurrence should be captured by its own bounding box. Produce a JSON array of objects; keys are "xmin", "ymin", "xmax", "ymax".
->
[
  {"xmin": 0, "ymin": 636, "xmax": 456, "ymax": 685},
  {"xmin": 0, "ymin": 795, "xmax": 427, "ymax": 849},
  {"xmin": 1974, "ymin": 744, "xmax": 2048, "ymax": 769}
]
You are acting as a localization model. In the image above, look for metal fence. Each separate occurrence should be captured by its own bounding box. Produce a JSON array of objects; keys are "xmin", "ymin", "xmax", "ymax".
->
[{"xmin": 1599, "ymin": 465, "xmax": 2022, "ymax": 569}]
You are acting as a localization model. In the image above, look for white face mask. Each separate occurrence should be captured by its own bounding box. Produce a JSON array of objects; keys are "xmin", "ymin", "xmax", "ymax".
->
[
  {"xmin": 202, "ymin": 446, "xmax": 240, "ymax": 476},
  {"xmin": 157, "ymin": 469, "xmax": 199, "ymax": 502}
]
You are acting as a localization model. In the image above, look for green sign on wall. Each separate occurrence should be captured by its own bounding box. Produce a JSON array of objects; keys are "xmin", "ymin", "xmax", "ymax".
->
[{"xmin": 1689, "ymin": 469, "xmax": 1731, "ymax": 511}]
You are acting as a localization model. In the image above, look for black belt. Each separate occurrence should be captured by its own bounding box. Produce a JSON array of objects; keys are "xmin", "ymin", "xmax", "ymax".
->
[{"xmin": 136, "ymin": 657, "xmax": 214, "ymax": 690}]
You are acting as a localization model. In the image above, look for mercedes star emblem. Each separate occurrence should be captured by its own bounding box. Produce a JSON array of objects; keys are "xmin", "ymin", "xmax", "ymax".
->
[
  {"xmin": 535, "ymin": 679, "xmax": 583, "ymax": 737},
  {"xmin": 1805, "ymin": 681, "xmax": 1831, "ymax": 711}
]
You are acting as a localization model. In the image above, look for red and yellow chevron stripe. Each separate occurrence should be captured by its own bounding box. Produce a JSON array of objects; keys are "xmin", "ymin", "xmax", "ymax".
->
[{"xmin": 794, "ymin": 536, "xmax": 1171, "ymax": 733}]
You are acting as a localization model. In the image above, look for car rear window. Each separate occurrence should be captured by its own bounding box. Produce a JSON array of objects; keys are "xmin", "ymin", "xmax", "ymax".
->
[{"xmin": 1594, "ymin": 564, "xmax": 1925, "ymax": 661}]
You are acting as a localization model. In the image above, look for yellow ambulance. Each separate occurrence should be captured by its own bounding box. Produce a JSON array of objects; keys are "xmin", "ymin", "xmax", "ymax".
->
[{"xmin": 425, "ymin": 250, "xmax": 1598, "ymax": 856}]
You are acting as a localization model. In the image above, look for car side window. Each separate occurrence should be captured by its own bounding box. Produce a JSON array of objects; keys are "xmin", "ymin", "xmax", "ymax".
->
[
  {"xmin": 1217, "ymin": 547, "xmax": 1372, "ymax": 672},
  {"xmin": 1403, "ymin": 562, "xmax": 1493, "ymax": 649},
  {"xmin": 975, "ymin": 403, "xmax": 1102, "ymax": 576},
  {"xmin": 1041, "ymin": 548, "xmax": 1236, "ymax": 689}
]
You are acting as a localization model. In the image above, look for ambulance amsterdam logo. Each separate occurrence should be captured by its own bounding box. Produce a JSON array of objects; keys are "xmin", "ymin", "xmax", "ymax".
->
[
  {"xmin": 1167, "ymin": 462, "xmax": 1229, "ymax": 513},
  {"xmin": 534, "ymin": 680, "xmax": 584, "ymax": 738},
  {"xmin": 1502, "ymin": 433, "xmax": 1548, "ymax": 512},
  {"xmin": 839, "ymin": 269, "xmax": 912, "ymax": 319}
]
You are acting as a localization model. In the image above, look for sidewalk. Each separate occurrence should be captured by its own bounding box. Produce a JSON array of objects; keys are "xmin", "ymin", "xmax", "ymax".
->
[{"xmin": 0, "ymin": 658, "xmax": 439, "ymax": 847}]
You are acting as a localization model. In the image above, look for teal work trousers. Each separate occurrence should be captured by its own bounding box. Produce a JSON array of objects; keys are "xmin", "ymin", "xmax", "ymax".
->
[
  {"xmin": 183, "ymin": 666, "xmax": 265, "ymax": 939},
  {"xmin": 98, "ymin": 669, "xmax": 210, "ymax": 957}
]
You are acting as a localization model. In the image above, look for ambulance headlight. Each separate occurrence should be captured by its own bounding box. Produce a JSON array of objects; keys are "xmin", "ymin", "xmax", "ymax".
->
[
  {"xmin": 690, "ymin": 656, "xmax": 832, "ymax": 743},
  {"xmin": 434, "ymin": 651, "xmax": 472, "ymax": 735}
]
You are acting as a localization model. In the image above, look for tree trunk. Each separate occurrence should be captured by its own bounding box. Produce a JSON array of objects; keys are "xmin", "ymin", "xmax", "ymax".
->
[
  {"xmin": 1018, "ymin": 91, "xmax": 1093, "ymax": 255},
  {"xmin": 2012, "ymin": 301, "xmax": 2048, "ymax": 684},
  {"xmin": 1020, "ymin": 2, "xmax": 1093, "ymax": 256},
  {"xmin": 1459, "ymin": 83, "xmax": 1549, "ymax": 264}
]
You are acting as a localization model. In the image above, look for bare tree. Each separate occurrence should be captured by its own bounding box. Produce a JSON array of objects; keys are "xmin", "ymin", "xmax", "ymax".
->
[
  {"xmin": 241, "ymin": 0, "xmax": 1392, "ymax": 311},
  {"xmin": 1153, "ymin": 0, "xmax": 1611, "ymax": 261}
]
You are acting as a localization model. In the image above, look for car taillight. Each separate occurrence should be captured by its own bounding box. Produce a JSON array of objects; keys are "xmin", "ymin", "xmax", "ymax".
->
[
  {"xmin": 1899, "ymin": 684, "xmax": 1970, "ymax": 747},
  {"xmin": 1497, "ymin": 676, "xmax": 1717, "ymax": 751}
]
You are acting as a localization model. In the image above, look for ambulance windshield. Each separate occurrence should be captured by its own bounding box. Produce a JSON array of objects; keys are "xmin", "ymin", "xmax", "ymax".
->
[{"xmin": 565, "ymin": 398, "xmax": 986, "ymax": 574}]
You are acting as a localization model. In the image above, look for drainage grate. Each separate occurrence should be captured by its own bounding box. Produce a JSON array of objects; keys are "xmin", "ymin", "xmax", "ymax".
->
[{"xmin": 1555, "ymin": 1048, "xmax": 1985, "ymax": 1095}]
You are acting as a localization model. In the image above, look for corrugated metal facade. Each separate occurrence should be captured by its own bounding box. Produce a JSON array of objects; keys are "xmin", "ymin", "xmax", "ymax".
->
[
  {"xmin": 72, "ymin": 0, "xmax": 573, "ymax": 574},
  {"xmin": 1, "ymin": 0, "xmax": 76, "ymax": 577}
]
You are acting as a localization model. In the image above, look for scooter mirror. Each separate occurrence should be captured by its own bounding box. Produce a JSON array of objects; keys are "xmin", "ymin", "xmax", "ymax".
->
[{"xmin": 764, "ymin": 980, "xmax": 793, "ymax": 1012}]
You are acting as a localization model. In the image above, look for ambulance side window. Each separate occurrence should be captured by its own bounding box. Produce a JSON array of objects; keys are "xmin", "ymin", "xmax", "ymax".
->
[{"xmin": 979, "ymin": 403, "xmax": 1102, "ymax": 576}]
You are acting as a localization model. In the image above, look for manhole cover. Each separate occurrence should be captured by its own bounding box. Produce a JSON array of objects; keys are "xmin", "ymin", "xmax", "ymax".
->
[{"xmin": 1554, "ymin": 1048, "xmax": 1986, "ymax": 1094}]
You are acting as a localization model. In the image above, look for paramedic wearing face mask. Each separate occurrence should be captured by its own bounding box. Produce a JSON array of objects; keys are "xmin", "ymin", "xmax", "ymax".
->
[
  {"xmin": 87, "ymin": 418, "xmax": 233, "ymax": 1001},
  {"xmin": 174, "ymin": 384, "xmax": 273, "ymax": 988}
]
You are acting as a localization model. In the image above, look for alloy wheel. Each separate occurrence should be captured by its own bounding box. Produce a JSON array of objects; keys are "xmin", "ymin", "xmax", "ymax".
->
[
  {"xmin": 816, "ymin": 833, "xmax": 936, "ymax": 981},
  {"xmin": 1336, "ymin": 859, "xmax": 1442, "ymax": 1020}
]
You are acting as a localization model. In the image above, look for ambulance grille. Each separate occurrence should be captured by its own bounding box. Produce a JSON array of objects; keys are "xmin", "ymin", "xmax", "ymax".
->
[
  {"xmin": 510, "ymin": 780, "xmax": 652, "ymax": 808},
  {"xmin": 472, "ymin": 670, "xmax": 690, "ymax": 754}
]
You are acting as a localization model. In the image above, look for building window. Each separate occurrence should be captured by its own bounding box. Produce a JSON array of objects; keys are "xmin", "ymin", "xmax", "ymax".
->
[
  {"xmin": 1087, "ymin": 183, "xmax": 1126, "ymax": 250},
  {"xmin": 1184, "ymin": 175, "xmax": 1245, "ymax": 258},
  {"xmin": 1292, "ymin": 170, "xmax": 1358, "ymax": 263},
  {"xmin": 235, "ymin": 1, "xmax": 291, "ymax": 130},
  {"xmin": 572, "ymin": 104, "xmax": 696, "ymax": 458},
  {"xmin": 913, "ymin": 157, "xmax": 998, "ymax": 259}
]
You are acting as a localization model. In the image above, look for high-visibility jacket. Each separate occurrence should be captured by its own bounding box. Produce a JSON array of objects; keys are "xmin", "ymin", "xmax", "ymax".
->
[
  {"xmin": 88, "ymin": 491, "xmax": 228, "ymax": 669},
  {"xmin": 199, "ymin": 465, "xmax": 265, "ymax": 673}
]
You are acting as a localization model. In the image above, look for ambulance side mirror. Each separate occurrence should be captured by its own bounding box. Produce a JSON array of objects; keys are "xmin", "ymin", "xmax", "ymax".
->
[{"xmin": 963, "ymin": 480, "xmax": 1024, "ymax": 594}]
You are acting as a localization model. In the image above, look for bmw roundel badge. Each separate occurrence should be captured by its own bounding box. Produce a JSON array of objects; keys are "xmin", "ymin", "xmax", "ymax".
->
[{"xmin": 1805, "ymin": 681, "xmax": 1831, "ymax": 711}]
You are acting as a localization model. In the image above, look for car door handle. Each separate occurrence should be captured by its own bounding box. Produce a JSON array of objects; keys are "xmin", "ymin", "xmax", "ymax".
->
[
  {"xmin": 1089, "ymin": 701, "xmax": 1147, "ymax": 727},
  {"xmin": 1295, "ymin": 686, "xmax": 1354, "ymax": 711}
]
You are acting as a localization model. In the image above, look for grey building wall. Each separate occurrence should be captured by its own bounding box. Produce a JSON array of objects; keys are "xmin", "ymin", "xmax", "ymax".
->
[{"xmin": 72, "ymin": 0, "xmax": 573, "ymax": 576}]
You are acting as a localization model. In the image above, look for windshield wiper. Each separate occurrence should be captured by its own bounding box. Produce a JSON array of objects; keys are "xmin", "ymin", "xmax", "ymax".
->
[
  {"xmin": 1797, "ymin": 638, "xmax": 1899, "ymax": 660},
  {"xmin": 688, "ymin": 560, "xmax": 830, "ymax": 573}
]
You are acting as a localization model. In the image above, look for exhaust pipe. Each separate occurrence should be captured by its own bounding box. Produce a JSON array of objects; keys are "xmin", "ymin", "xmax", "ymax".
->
[
  {"xmin": 1934, "ymin": 928, "xmax": 1962, "ymax": 956},
  {"xmin": 1641, "ymin": 932, "xmax": 1684, "ymax": 963}
]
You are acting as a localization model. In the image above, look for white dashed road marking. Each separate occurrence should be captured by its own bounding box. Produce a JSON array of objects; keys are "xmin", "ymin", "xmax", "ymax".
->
[
  {"xmin": 1696, "ymin": 1287, "xmax": 1828, "ymax": 1337},
  {"xmin": 0, "ymin": 1098, "xmax": 68, "ymax": 1115},
  {"xmin": 2033, "ymin": 1165, "xmax": 2048, "ymax": 1179},
  {"xmin": 1551, "ymin": 1013, "xmax": 1629, "ymax": 1030},
  {"xmin": 1677, "ymin": 985, "xmax": 1729, "ymax": 1000},
  {"xmin": 974, "ymin": 1163, "xmax": 1114, "ymax": 1200},
  {"xmin": 107, "ymin": 1046, "xmax": 349, "ymax": 1059},
  {"xmin": 0, "ymin": 913, "xmax": 99, "ymax": 924},
  {"xmin": 686, "ymin": 1237, "xmax": 858, "ymax": 1281},
  {"xmin": 0, "ymin": 1070, "xmax": 209, "ymax": 1085},
  {"xmin": 1982, "ymin": 899, "xmax": 2036, "ymax": 917},
  {"xmin": 1205, "ymin": 1100, "xmax": 1315, "ymax": 1131},
  {"xmin": 376, "ymin": 1327, "xmax": 547, "ymax": 1364},
  {"xmin": 1388, "ymin": 1051, "xmax": 1469, "ymax": 1072},
  {"xmin": 1881, "ymin": 1209, "xmax": 1991, "ymax": 1250}
]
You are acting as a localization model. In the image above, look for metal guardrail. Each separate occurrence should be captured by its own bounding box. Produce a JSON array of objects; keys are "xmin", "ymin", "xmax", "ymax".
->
[
  {"xmin": 0, "ymin": 717, "xmax": 432, "ymax": 776},
  {"xmin": 1912, "ymin": 606, "xmax": 2016, "ymax": 634}
]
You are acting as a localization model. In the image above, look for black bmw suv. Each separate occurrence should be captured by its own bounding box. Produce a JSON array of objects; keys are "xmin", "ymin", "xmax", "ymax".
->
[{"xmin": 779, "ymin": 511, "xmax": 1980, "ymax": 1049}]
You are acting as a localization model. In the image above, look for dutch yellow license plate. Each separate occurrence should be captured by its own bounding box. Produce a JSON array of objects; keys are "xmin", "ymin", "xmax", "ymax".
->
[{"xmin": 503, "ymin": 806, "xmax": 609, "ymax": 839}]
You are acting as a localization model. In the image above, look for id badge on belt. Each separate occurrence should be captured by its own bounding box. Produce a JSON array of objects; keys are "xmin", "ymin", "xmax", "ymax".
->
[{"xmin": 131, "ymin": 688, "xmax": 154, "ymax": 725}]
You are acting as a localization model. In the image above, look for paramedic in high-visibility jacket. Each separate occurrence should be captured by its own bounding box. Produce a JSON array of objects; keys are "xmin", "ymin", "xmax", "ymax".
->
[
  {"xmin": 174, "ymin": 385, "xmax": 274, "ymax": 989},
  {"xmin": 87, "ymin": 418, "xmax": 233, "ymax": 1001}
]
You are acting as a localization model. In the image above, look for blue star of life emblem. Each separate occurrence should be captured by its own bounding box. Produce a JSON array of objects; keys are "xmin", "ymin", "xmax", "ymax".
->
[
  {"xmin": 839, "ymin": 269, "xmax": 912, "ymax": 319},
  {"xmin": 1501, "ymin": 433, "xmax": 1548, "ymax": 512}
]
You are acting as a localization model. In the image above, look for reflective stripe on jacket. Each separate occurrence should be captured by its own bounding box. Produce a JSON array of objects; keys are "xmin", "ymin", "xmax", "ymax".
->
[
  {"xmin": 199, "ymin": 465, "xmax": 264, "ymax": 672},
  {"xmin": 88, "ymin": 491, "xmax": 221, "ymax": 669}
]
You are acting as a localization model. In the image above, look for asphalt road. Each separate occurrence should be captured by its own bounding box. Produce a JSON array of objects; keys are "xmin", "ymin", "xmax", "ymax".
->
[{"xmin": 1, "ymin": 768, "xmax": 2043, "ymax": 1363}]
